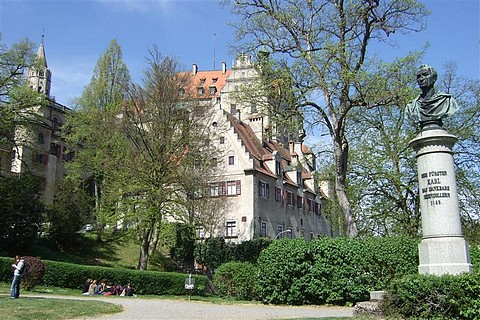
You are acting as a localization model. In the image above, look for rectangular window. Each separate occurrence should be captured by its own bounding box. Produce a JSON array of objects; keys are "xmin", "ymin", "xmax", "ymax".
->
[
  {"xmin": 307, "ymin": 199, "xmax": 314, "ymax": 213},
  {"xmin": 275, "ymin": 187, "xmax": 282, "ymax": 202},
  {"xmin": 251, "ymin": 104, "xmax": 257, "ymax": 113},
  {"xmin": 297, "ymin": 196, "xmax": 303, "ymax": 209},
  {"xmin": 210, "ymin": 184, "xmax": 219, "ymax": 197},
  {"xmin": 286, "ymin": 191, "xmax": 293, "ymax": 206},
  {"xmin": 227, "ymin": 181, "xmax": 236, "ymax": 195},
  {"xmin": 219, "ymin": 136, "xmax": 225, "ymax": 144},
  {"xmin": 258, "ymin": 181, "xmax": 270, "ymax": 198},
  {"xmin": 275, "ymin": 160, "xmax": 282, "ymax": 176},
  {"xmin": 228, "ymin": 155, "xmax": 235, "ymax": 165},
  {"xmin": 260, "ymin": 221, "xmax": 267, "ymax": 237},
  {"xmin": 297, "ymin": 171, "xmax": 302, "ymax": 186},
  {"xmin": 230, "ymin": 104, "xmax": 237, "ymax": 115},
  {"xmin": 277, "ymin": 225, "xmax": 284, "ymax": 234},
  {"xmin": 314, "ymin": 202, "xmax": 320, "ymax": 215},
  {"xmin": 226, "ymin": 221, "xmax": 237, "ymax": 237}
]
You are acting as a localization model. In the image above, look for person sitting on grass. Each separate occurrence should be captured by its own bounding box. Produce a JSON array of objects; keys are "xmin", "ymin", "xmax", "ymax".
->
[
  {"xmin": 88, "ymin": 279, "xmax": 98, "ymax": 295},
  {"xmin": 82, "ymin": 278, "xmax": 92, "ymax": 295}
]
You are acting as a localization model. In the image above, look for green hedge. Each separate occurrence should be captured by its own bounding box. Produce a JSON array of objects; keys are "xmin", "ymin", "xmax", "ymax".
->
[
  {"xmin": 255, "ymin": 236, "xmax": 419, "ymax": 305},
  {"xmin": 213, "ymin": 262, "xmax": 257, "ymax": 300},
  {"xmin": 0, "ymin": 257, "xmax": 208, "ymax": 295},
  {"xmin": 383, "ymin": 273, "xmax": 480, "ymax": 319}
]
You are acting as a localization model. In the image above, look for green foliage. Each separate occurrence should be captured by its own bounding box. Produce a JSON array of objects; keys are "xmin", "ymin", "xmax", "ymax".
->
[
  {"xmin": 255, "ymin": 237, "xmax": 418, "ymax": 305},
  {"xmin": 194, "ymin": 237, "xmax": 272, "ymax": 270},
  {"xmin": 382, "ymin": 273, "xmax": 480, "ymax": 320},
  {"xmin": 194, "ymin": 237, "xmax": 229, "ymax": 270},
  {"xmin": 21, "ymin": 256, "xmax": 46, "ymax": 291},
  {"xmin": 214, "ymin": 262, "xmax": 257, "ymax": 300},
  {"xmin": 45, "ymin": 181, "xmax": 93, "ymax": 248},
  {"xmin": 0, "ymin": 174, "xmax": 44, "ymax": 254},
  {"xmin": 256, "ymin": 239, "xmax": 314, "ymax": 305},
  {"xmin": 0, "ymin": 257, "xmax": 208, "ymax": 296},
  {"xmin": 159, "ymin": 222, "xmax": 195, "ymax": 264}
]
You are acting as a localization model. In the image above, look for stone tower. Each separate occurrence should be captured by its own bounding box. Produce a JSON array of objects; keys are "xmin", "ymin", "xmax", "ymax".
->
[{"xmin": 27, "ymin": 36, "xmax": 52, "ymax": 98}]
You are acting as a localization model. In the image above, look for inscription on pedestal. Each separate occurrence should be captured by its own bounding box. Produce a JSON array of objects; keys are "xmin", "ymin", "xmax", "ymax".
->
[{"xmin": 420, "ymin": 170, "xmax": 451, "ymax": 206}]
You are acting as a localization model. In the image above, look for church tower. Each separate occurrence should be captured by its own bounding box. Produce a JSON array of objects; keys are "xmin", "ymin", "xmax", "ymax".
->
[{"xmin": 27, "ymin": 35, "xmax": 52, "ymax": 98}]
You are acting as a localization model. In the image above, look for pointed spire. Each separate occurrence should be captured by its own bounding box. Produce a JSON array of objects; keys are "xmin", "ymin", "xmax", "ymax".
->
[{"xmin": 36, "ymin": 31, "xmax": 48, "ymax": 68}]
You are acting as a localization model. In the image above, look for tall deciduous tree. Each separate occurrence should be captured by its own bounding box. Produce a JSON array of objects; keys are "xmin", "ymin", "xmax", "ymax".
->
[
  {"xmin": 64, "ymin": 39, "xmax": 130, "ymax": 240},
  {"xmin": 114, "ymin": 49, "xmax": 220, "ymax": 270},
  {"xmin": 225, "ymin": 0, "xmax": 429, "ymax": 236}
]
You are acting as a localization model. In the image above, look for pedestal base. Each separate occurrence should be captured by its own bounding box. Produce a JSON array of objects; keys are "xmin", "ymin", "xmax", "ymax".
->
[{"xmin": 418, "ymin": 237, "xmax": 472, "ymax": 275}]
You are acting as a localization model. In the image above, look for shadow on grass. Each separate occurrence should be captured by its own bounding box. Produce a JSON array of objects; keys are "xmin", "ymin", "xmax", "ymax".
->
[{"xmin": 26, "ymin": 231, "xmax": 134, "ymax": 268}]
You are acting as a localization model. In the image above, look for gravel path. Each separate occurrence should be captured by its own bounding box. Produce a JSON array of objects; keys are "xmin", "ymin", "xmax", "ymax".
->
[{"xmin": 28, "ymin": 294, "xmax": 354, "ymax": 319}]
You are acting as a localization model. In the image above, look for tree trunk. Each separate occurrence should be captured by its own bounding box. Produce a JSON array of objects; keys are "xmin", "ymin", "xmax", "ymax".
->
[
  {"xmin": 138, "ymin": 226, "xmax": 153, "ymax": 270},
  {"xmin": 334, "ymin": 134, "xmax": 358, "ymax": 237}
]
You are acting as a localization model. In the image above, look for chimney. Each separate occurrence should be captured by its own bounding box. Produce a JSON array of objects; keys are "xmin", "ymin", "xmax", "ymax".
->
[
  {"xmin": 192, "ymin": 64, "xmax": 198, "ymax": 76},
  {"xmin": 222, "ymin": 61, "xmax": 227, "ymax": 74}
]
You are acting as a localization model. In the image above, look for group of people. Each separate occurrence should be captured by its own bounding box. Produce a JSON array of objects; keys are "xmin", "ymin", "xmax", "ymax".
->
[{"xmin": 82, "ymin": 278, "xmax": 136, "ymax": 297}]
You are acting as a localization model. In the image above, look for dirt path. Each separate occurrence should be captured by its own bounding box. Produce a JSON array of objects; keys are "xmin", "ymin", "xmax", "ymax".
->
[{"xmin": 29, "ymin": 294, "xmax": 354, "ymax": 319}]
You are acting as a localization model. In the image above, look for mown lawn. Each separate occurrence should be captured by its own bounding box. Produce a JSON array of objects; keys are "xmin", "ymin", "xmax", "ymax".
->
[{"xmin": 0, "ymin": 295, "xmax": 122, "ymax": 320}]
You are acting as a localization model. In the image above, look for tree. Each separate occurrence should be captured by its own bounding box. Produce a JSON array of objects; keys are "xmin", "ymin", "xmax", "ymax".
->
[
  {"xmin": 45, "ymin": 180, "xmax": 94, "ymax": 248},
  {"xmin": 345, "ymin": 61, "xmax": 480, "ymax": 238},
  {"xmin": 0, "ymin": 174, "xmax": 44, "ymax": 254},
  {"xmin": 115, "ymin": 48, "xmax": 220, "ymax": 270},
  {"xmin": 225, "ymin": 0, "xmax": 429, "ymax": 236},
  {"xmin": 0, "ymin": 36, "xmax": 46, "ymax": 157},
  {"xmin": 64, "ymin": 39, "xmax": 131, "ymax": 241}
]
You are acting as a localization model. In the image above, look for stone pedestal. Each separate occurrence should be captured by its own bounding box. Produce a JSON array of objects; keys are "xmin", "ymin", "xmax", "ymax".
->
[{"xmin": 409, "ymin": 128, "xmax": 472, "ymax": 275}]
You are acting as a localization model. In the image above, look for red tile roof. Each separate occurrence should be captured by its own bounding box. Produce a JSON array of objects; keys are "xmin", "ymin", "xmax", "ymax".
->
[{"xmin": 185, "ymin": 69, "xmax": 232, "ymax": 100}]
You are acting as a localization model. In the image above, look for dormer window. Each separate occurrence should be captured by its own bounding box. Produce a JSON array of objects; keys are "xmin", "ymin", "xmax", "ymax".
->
[
  {"xmin": 209, "ymin": 85, "xmax": 217, "ymax": 95},
  {"xmin": 197, "ymin": 87, "xmax": 204, "ymax": 95},
  {"xmin": 275, "ymin": 160, "xmax": 281, "ymax": 176},
  {"xmin": 212, "ymin": 78, "xmax": 218, "ymax": 83},
  {"xmin": 179, "ymin": 88, "xmax": 185, "ymax": 96}
]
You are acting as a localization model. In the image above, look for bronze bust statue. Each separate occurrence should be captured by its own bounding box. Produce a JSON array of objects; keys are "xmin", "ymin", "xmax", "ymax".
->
[{"xmin": 406, "ymin": 64, "xmax": 458, "ymax": 129}]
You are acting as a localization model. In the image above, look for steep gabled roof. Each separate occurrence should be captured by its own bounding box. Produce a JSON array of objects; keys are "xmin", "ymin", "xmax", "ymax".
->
[{"xmin": 187, "ymin": 69, "xmax": 232, "ymax": 100}]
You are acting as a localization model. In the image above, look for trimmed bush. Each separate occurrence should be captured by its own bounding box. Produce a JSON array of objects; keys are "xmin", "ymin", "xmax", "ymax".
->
[
  {"xmin": 255, "ymin": 238, "xmax": 313, "ymax": 305},
  {"xmin": 214, "ymin": 262, "xmax": 257, "ymax": 300},
  {"xmin": 0, "ymin": 257, "xmax": 208, "ymax": 296},
  {"xmin": 382, "ymin": 273, "xmax": 480, "ymax": 319},
  {"xmin": 255, "ymin": 236, "xmax": 419, "ymax": 306}
]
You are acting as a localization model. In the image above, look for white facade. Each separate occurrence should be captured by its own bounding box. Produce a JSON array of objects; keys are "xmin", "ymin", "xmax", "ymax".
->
[
  {"xmin": 6, "ymin": 41, "xmax": 71, "ymax": 204},
  {"xmin": 191, "ymin": 56, "xmax": 332, "ymax": 243}
]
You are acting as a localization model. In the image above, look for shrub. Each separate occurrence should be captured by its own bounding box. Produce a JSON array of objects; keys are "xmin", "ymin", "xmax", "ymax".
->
[
  {"xmin": 0, "ymin": 257, "xmax": 209, "ymax": 296},
  {"xmin": 214, "ymin": 262, "xmax": 257, "ymax": 300},
  {"xmin": 255, "ymin": 238, "xmax": 313, "ymax": 305},
  {"xmin": 255, "ymin": 236, "xmax": 419, "ymax": 306},
  {"xmin": 382, "ymin": 273, "xmax": 480, "ymax": 320},
  {"xmin": 22, "ymin": 256, "xmax": 47, "ymax": 291}
]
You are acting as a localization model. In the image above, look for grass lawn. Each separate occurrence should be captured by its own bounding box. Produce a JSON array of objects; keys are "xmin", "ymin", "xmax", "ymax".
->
[{"xmin": 0, "ymin": 296, "xmax": 122, "ymax": 320}]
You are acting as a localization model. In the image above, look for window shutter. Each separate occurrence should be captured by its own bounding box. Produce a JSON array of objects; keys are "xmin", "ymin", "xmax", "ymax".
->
[
  {"xmin": 220, "ymin": 182, "xmax": 226, "ymax": 196},
  {"xmin": 258, "ymin": 181, "xmax": 261, "ymax": 196},
  {"xmin": 236, "ymin": 180, "xmax": 241, "ymax": 195}
]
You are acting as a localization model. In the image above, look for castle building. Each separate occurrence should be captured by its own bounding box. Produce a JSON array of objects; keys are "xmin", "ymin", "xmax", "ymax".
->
[
  {"xmin": 5, "ymin": 39, "xmax": 72, "ymax": 204},
  {"xmin": 1, "ymin": 39, "xmax": 331, "ymax": 241},
  {"xmin": 188, "ymin": 55, "xmax": 332, "ymax": 242}
]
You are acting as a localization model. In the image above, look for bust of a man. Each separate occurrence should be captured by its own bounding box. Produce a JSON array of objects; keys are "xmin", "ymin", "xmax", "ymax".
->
[{"xmin": 406, "ymin": 64, "xmax": 458, "ymax": 129}]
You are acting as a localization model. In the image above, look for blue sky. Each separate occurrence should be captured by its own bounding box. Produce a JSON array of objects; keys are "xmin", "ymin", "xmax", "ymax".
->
[{"xmin": 1, "ymin": 0, "xmax": 479, "ymax": 106}]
